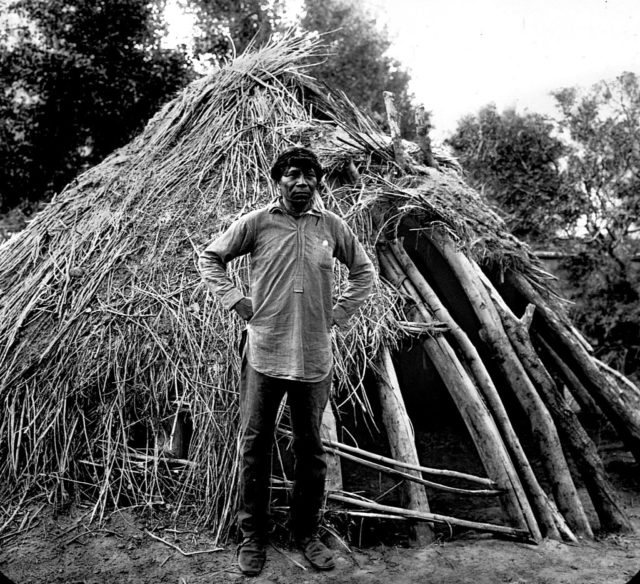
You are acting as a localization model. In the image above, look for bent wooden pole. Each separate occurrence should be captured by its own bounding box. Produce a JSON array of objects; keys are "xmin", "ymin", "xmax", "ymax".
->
[
  {"xmin": 378, "ymin": 247, "xmax": 541, "ymax": 541},
  {"xmin": 323, "ymin": 439, "xmax": 498, "ymax": 485},
  {"xmin": 430, "ymin": 237, "xmax": 593, "ymax": 538},
  {"xmin": 374, "ymin": 345, "xmax": 434, "ymax": 543},
  {"xmin": 326, "ymin": 446, "xmax": 502, "ymax": 495},
  {"xmin": 388, "ymin": 240, "xmax": 566, "ymax": 540},
  {"xmin": 508, "ymin": 271, "xmax": 640, "ymax": 465},
  {"xmin": 479, "ymin": 272, "xmax": 633, "ymax": 533},
  {"xmin": 329, "ymin": 493, "xmax": 533, "ymax": 540}
]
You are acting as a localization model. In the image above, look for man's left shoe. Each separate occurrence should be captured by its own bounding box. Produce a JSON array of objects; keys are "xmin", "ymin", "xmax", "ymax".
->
[
  {"xmin": 298, "ymin": 536, "xmax": 335, "ymax": 570},
  {"xmin": 237, "ymin": 537, "xmax": 266, "ymax": 576}
]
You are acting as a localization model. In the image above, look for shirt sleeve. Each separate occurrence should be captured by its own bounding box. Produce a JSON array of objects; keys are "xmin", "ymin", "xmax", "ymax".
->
[
  {"xmin": 331, "ymin": 217, "xmax": 376, "ymax": 328},
  {"xmin": 198, "ymin": 214, "xmax": 255, "ymax": 310}
]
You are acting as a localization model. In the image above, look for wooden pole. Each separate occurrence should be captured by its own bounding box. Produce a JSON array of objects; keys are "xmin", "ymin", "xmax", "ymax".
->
[
  {"xmin": 383, "ymin": 91, "xmax": 411, "ymax": 172},
  {"xmin": 329, "ymin": 493, "xmax": 533, "ymax": 541},
  {"xmin": 375, "ymin": 345, "xmax": 434, "ymax": 543},
  {"xmin": 536, "ymin": 335, "xmax": 604, "ymax": 419},
  {"xmin": 596, "ymin": 358, "xmax": 640, "ymax": 399},
  {"xmin": 508, "ymin": 271, "xmax": 640, "ymax": 464},
  {"xmin": 388, "ymin": 240, "xmax": 568, "ymax": 540},
  {"xmin": 414, "ymin": 106, "xmax": 440, "ymax": 170},
  {"xmin": 323, "ymin": 439, "xmax": 497, "ymax": 485},
  {"xmin": 430, "ymin": 237, "xmax": 593, "ymax": 538},
  {"xmin": 326, "ymin": 446, "xmax": 501, "ymax": 496},
  {"xmin": 321, "ymin": 401, "xmax": 343, "ymax": 492},
  {"xmin": 378, "ymin": 247, "xmax": 541, "ymax": 541},
  {"xmin": 478, "ymin": 270, "xmax": 632, "ymax": 533}
]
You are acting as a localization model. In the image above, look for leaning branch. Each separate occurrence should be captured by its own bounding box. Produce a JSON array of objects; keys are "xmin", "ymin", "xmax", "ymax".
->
[
  {"xmin": 329, "ymin": 494, "xmax": 534, "ymax": 541},
  {"xmin": 325, "ymin": 447, "xmax": 502, "ymax": 496},
  {"xmin": 322, "ymin": 439, "xmax": 496, "ymax": 486}
]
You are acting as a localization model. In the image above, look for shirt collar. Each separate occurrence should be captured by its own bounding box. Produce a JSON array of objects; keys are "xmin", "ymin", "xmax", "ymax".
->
[{"xmin": 268, "ymin": 198, "xmax": 322, "ymax": 217}]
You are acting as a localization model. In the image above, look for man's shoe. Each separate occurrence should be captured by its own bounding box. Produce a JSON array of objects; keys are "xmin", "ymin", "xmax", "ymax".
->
[
  {"xmin": 237, "ymin": 537, "xmax": 266, "ymax": 576},
  {"xmin": 298, "ymin": 536, "xmax": 335, "ymax": 570}
]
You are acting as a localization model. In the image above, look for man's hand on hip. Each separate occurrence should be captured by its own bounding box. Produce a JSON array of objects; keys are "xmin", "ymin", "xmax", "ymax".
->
[{"xmin": 233, "ymin": 297, "xmax": 254, "ymax": 321}]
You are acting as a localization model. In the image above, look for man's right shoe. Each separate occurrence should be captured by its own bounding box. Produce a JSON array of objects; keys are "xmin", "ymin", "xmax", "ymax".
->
[
  {"xmin": 237, "ymin": 537, "xmax": 266, "ymax": 576},
  {"xmin": 298, "ymin": 535, "xmax": 335, "ymax": 570}
]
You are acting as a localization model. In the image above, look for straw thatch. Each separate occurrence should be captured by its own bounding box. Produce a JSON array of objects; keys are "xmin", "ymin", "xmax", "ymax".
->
[{"xmin": 1, "ymin": 34, "xmax": 638, "ymax": 544}]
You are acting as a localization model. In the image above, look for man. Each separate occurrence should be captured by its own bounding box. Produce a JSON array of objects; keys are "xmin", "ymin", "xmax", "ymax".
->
[{"xmin": 198, "ymin": 146, "xmax": 374, "ymax": 576}]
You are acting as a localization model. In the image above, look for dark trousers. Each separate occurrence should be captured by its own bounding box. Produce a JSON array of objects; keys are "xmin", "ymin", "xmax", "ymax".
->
[{"xmin": 237, "ymin": 356, "xmax": 331, "ymax": 542}]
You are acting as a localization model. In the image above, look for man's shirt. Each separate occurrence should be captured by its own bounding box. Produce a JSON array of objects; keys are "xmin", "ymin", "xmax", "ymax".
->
[{"xmin": 198, "ymin": 201, "xmax": 375, "ymax": 381}]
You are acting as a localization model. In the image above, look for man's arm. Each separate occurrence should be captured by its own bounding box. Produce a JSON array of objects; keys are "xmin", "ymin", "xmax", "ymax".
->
[
  {"xmin": 198, "ymin": 215, "xmax": 255, "ymax": 317},
  {"xmin": 332, "ymin": 219, "xmax": 376, "ymax": 328}
]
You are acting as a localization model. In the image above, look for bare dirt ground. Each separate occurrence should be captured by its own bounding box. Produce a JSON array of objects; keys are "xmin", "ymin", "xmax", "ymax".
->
[
  {"xmin": 1, "ymin": 431, "xmax": 639, "ymax": 584},
  {"xmin": 1, "ymin": 486, "xmax": 639, "ymax": 584}
]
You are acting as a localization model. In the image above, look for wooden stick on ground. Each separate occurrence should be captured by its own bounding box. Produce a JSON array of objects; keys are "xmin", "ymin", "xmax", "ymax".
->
[{"xmin": 144, "ymin": 530, "xmax": 223, "ymax": 556}]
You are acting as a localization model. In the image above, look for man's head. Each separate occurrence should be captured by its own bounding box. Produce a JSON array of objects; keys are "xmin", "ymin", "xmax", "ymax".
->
[
  {"xmin": 271, "ymin": 147, "xmax": 324, "ymax": 214},
  {"xmin": 270, "ymin": 147, "xmax": 324, "ymax": 183}
]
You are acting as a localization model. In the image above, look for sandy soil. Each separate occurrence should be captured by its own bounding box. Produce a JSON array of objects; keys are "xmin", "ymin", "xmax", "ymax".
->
[
  {"xmin": 1, "ymin": 494, "xmax": 639, "ymax": 584},
  {"xmin": 1, "ymin": 430, "xmax": 639, "ymax": 584}
]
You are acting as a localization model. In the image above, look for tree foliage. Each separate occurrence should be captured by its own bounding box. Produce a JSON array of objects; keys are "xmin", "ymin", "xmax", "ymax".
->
[
  {"xmin": 180, "ymin": 0, "xmax": 284, "ymax": 67},
  {"xmin": 299, "ymin": 0, "xmax": 414, "ymax": 135},
  {"xmin": 189, "ymin": 0, "xmax": 417, "ymax": 134},
  {"xmin": 448, "ymin": 75, "xmax": 640, "ymax": 377},
  {"xmin": 553, "ymin": 73, "xmax": 640, "ymax": 253},
  {"xmin": 0, "ymin": 0, "xmax": 192, "ymax": 212},
  {"xmin": 0, "ymin": 0, "xmax": 418, "ymax": 216},
  {"xmin": 446, "ymin": 105, "xmax": 579, "ymax": 242},
  {"xmin": 553, "ymin": 73, "xmax": 640, "ymax": 376}
]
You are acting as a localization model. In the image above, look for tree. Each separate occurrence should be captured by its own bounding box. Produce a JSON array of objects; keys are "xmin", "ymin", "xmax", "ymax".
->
[
  {"xmin": 552, "ymin": 73, "xmax": 640, "ymax": 376},
  {"xmin": 553, "ymin": 73, "xmax": 640, "ymax": 253},
  {"xmin": 181, "ymin": 0, "xmax": 285, "ymax": 67},
  {"xmin": 0, "ymin": 0, "xmax": 192, "ymax": 213},
  {"xmin": 447, "ymin": 76, "xmax": 640, "ymax": 378},
  {"xmin": 299, "ymin": 0, "xmax": 415, "ymax": 136},
  {"xmin": 446, "ymin": 105, "xmax": 579, "ymax": 242}
]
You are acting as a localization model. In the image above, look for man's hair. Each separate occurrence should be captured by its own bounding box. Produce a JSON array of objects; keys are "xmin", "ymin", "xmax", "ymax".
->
[{"xmin": 270, "ymin": 147, "xmax": 324, "ymax": 182}]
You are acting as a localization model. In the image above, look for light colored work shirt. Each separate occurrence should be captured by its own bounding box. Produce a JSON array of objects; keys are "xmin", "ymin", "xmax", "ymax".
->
[{"xmin": 198, "ymin": 200, "xmax": 375, "ymax": 381}]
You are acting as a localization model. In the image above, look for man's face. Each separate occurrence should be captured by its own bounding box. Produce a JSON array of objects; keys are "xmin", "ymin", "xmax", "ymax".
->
[{"xmin": 278, "ymin": 165, "xmax": 318, "ymax": 211}]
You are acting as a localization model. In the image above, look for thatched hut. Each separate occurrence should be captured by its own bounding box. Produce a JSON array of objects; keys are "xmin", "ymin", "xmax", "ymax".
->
[{"xmin": 1, "ymin": 35, "xmax": 639, "ymax": 546}]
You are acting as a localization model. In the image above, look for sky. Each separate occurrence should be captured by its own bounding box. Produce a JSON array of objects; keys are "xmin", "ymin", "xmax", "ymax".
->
[
  {"xmin": 166, "ymin": 0, "xmax": 640, "ymax": 139},
  {"xmin": 369, "ymin": 0, "xmax": 640, "ymax": 138}
]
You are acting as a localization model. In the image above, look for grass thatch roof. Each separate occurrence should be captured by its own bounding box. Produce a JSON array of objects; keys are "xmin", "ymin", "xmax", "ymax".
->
[{"xmin": 0, "ymin": 34, "xmax": 559, "ymax": 542}]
